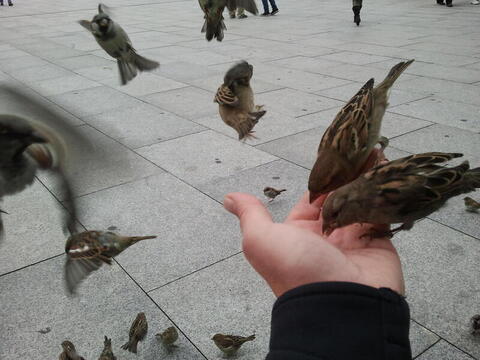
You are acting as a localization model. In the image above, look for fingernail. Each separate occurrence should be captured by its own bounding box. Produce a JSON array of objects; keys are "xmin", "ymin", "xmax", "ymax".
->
[{"xmin": 223, "ymin": 195, "xmax": 235, "ymax": 213}]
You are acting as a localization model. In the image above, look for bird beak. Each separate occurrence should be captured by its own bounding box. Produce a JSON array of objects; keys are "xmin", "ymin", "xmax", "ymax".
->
[{"xmin": 309, "ymin": 191, "xmax": 321, "ymax": 204}]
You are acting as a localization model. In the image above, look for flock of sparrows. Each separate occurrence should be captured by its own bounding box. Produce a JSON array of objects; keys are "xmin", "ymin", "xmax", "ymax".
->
[
  {"xmin": 58, "ymin": 311, "xmax": 255, "ymax": 358},
  {"xmin": 1, "ymin": 1, "xmax": 479, "ymax": 358}
]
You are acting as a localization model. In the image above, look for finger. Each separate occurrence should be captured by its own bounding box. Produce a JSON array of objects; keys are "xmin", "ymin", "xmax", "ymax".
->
[
  {"xmin": 286, "ymin": 191, "xmax": 326, "ymax": 222},
  {"xmin": 224, "ymin": 192, "xmax": 273, "ymax": 241}
]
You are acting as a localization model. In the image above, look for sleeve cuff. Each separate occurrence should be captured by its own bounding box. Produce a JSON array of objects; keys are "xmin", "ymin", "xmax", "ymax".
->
[{"xmin": 267, "ymin": 282, "xmax": 411, "ymax": 360}]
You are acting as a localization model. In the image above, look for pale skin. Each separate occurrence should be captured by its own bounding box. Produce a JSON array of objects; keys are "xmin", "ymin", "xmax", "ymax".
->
[{"xmin": 223, "ymin": 150, "xmax": 405, "ymax": 297}]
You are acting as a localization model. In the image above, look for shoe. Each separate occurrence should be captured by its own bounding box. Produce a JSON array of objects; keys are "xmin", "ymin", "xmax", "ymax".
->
[
  {"xmin": 8, "ymin": 0, "xmax": 12, "ymax": 5},
  {"xmin": 238, "ymin": 14, "xmax": 248, "ymax": 19},
  {"xmin": 230, "ymin": 14, "xmax": 236, "ymax": 19},
  {"xmin": 261, "ymin": 11, "xmax": 270, "ymax": 16},
  {"xmin": 0, "ymin": 1, "xmax": 4, "ymax": 5},
  {"xmin": 446, "ymin": 0, "xmax": 452, "ymax": 6},
  {"xmin": 471, "ymin": 0, "xmax": 479, "ymax": 4},
  {"xmin": 436, "ymin": 0, "xmax": 445, "ymax": 4},
  {"xmin": 271, "ymin": 9, "xmax": 279, "ymax": 15}
]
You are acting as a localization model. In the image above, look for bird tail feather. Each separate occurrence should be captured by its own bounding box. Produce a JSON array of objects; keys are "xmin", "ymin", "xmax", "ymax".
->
[
  {"xmin": 132, "ymin": 53, "xmax": 159, "ymax": 72},
  {"xmin": 117, "ymin": 59, "xmax": 137, "ymax": 85},
  {"xmin": 244, "ymin": 334, "xmax": 256, "ymax": 342},
  {"xmin": 377, "ymin": 59, "xmax": 414, "ymax": 91},
  {"xmin": 121, "ymin": 339, "xmax": 138, "ymax": 353},
  {"xmin": 205, "ymin": 19, "xmax": 226, "ymax": 41},
  {"xmin": 468, "ymin": 167, "xmax": 480, "ymax": 187},
  {"xmin": 129, "ymin": 235, "xmax": 157, "ymax": 244}
]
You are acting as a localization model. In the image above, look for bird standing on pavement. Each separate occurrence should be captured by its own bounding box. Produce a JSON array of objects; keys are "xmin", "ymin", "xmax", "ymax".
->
[
  {"xmin": 322, "ymin": 152, "xmax": 480, "ymax": 238},
  {"xmin": 59, "ymin": 341, "xmax": 86, "ymax": 360},
  {"xmin": 215, "ymin": 61, "xmax": 266, "ymax": 140},
  {"xmin": 471, "ymin": 315, "xmax": 480, "ymax": 335},
  {"xmin": 308, "ymin": 59, "xmax": 414, "ymax": 203},
  {"xmin": 156, "ymin": 326, "xmax": 179, "ymax": 347},
  {"xmin": 263, "ymin": 187, "xmax": 286, "ymax": 202},
  {"xmin": 79, "ymin": 3, "xmax": 159, "ymax": 85},
  {"xmin": 199, "ymin": 0, "xmax": 258, "ymax": 41},
  {"xmin": 122, "ymin": 312, "xmax": 148, "ymax": 354},
  {"xmin": 464, "ymin": 197, "xmax": 480, "ymax": 213},
  {"xmin": 64, "ymin": 231, "xmax": 157, "ymax": 294},
  {"xmin": 212, "ymin": 333, "xmax": 255, "ymax": 356},
  {"xmin": 98, "ymin": 336, "xmax": 116, "ymax": 360}
]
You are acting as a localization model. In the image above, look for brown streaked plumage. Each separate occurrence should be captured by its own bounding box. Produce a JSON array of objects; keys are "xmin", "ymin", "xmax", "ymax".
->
[
  {"xmin": 471, "ymin": 315, "xmax": 480, "ymax": 335},
  {"xmin": 464, "ymin": 196, "xmax": 480, "ymax": 213},
  {"xmin": 308, "ymin": 59, "xmax": 415, "ymax": 203},
  {"xmin": 122, "ymin": 312, "xmax": 148, "ymax": 353},
  {"xmin": 64, "ymin": 231, "xmax": 156, "ymax": 294},
  {"xmin": 212, "ymin": 333, "xmax": 255, "ymax": 356},
  {"xmin": 59, "ymin": 340, "xmax": 85, "ymax": 360},
  {"xmin": 98, "ymin": 336, "xmax": 116, "ymax": 360},
  {"xmin": 263, "ymin": 187, "xmax": 286, "ymax": 202},
  {"xmin": 156, "ymin": 326, "xmax": 179, "ymax": 347},
  {"xmin": 322, "ymin": 152, "xmax": 480, "ymax": 238},
  {"xmin": 215, "ymin": 61, "xmax": 266, "ymax": 140}
]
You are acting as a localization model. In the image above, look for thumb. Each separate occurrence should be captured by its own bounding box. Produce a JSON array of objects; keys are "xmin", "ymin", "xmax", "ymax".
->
[{"xmin": 224, "ymin": 192, "xmax": 273, "ymax": 243}]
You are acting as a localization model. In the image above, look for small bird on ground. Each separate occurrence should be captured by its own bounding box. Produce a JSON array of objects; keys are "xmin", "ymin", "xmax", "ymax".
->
[
  {"xmin": 98, "ymin": 336, "xmax": 116, "ymax": 360},
  {"xmin": 215, "ymin": 61, "xmax": 266, "ymax": 140},
  {"xmin": 263, "ymin": 187, "xmax": 286, "ymax": 202},
  {"xmin": 322, "ymin": 152, "xmax": 480, "ymax": 238},
  {"xmin": 212, "ymin": 333, "xmax": 255, "ymax": 356},
  {"xmin": 59, "ymin": 340, "xmax": 86, "ymax": 360},
  {"xmin": 0, "ymin": 85, "xmax": 91, "ymax": 240},
  {"xmin": 308, "ymin": 59, "xmax": 414, "ymax": 203},
  {"xmin": 156, "ymin": 326, "xmax": 179, "ymax": 348},
  {"xmin": 79, "ymin": 4, "xmax": 159, "ymax": 85},
  {"xmin": 199, "ymin": 0, "xmax": 258, "ymax": 41},
  {"xmin": 64, "ymin": 231, "xmax": 156, "ymax": 294},
  {"xmin": 122, "ymin": 312, "xmax": 148, "ymax": 353},
  {"xmin": 352, "ymin": 0, "xmax": 362, "ymax": 26},
  {"xmin": 464, "ymin": 197, "xmax": 480, "ymax": 213},
  {"xmin": 471, "ymin": 315, "xmax": 480, "ymax": 335}
]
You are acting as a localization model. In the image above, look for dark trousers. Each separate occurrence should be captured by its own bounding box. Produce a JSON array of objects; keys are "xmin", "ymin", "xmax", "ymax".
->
[{"xmin": 262, "ymin": 0, "xmax": 278, "ymax": 12}]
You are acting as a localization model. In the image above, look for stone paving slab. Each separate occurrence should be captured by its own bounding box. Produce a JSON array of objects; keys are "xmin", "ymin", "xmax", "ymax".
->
[{"xmin": 1, "ymin": 0, "xmax": 480, "ymax": 359}]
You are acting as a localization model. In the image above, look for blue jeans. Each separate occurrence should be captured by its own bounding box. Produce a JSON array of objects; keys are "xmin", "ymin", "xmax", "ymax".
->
[{"xmin": 262, "ymin": 0, "xmax": 278, "ymax": 12}]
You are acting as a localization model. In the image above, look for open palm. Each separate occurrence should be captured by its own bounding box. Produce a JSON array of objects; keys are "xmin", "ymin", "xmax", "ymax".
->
[{"xmin": 224, "ymin": 190, "xmax": 405, "ymax": 297}]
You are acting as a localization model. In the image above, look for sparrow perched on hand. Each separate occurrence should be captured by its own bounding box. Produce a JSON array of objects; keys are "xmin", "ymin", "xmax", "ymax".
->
[
  {"xmin": 212, "ymin": 333, "xmax": 255, "ymax": 356},
  {"xmin": 464, "ymin": 197, "xmax": 480, "ymax": 213},
  {"xmin": 263, "ymin": 187, "xmax": 286, "ymax": 202},
  {"xmin": 0, "ymin": 85, "xmax": 91, "ymax": 240},
  {"xmin": 199, "ymin": 0, "xmax": 258, "ymax": 41},
  {"xmin": 471, "ymin": 315, "xmax": 480, "ymax": 335},
  {"xmin": 64, "ymin": 231, "xmax": 156, "ymax": 294},
  {"xmin": 156, "ymin": 326, "xmax": 179, "ymax": 347},
  {"xmin": 322, "ymin": 152, "xmax": 480, "ymax": 238},
  {"xmin": 59, "ymin": 340, "xmax": 86, "ymax": 360},
  {"xmin": 308, "ymin": 59, "xmax": 414, "ymax": 203},
  {"xmin": 98, "ymin": 336, "xmax": 116, "ymax": 360},
  {"xmin": 122, "ymin": 312, "xmax": 148, "ymax": 354},
  {"xmin": 79, "ymin": 4, "xmax": 159, "ymax": 85},
  {"xmin": 215, "ymin": 61, "xmax": 266, "ymax": 140}
]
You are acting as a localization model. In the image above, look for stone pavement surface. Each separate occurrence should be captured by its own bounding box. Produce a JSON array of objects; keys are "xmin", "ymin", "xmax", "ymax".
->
[{"xmin": 1, "ymin": 0, "xmax": 479, "ymax": 358}]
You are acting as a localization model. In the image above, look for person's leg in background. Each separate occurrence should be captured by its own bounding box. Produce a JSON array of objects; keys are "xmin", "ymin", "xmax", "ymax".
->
[
  {"xmin": 352, "ymin": 0, "xmax": 362, "ymax": 26},
  {"xmin": 269, "ymin": 0, "xmax": 279, "ymax": 15},
  {"xmin": 261, "ymin": 0, "xmax": 270, "ymax": 16}
]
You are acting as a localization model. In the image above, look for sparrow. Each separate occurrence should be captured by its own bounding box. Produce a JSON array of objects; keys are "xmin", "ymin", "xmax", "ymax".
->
[
  {"xmin": 322, "ymin": 152, "xmax": 480, "ymax": 238},
  {"xmin": 79, "ymin": 4, "xmax": 159, "ymax": 85},
  {"xmin": 263, "ymin": 187, "xmax": 286, "ymax": 202},
  {"xmin": 199, "ymin": 0, "xmax": 258, "ymax": 41},
  {"xmin": 212, "ymin": 333, "xmax": 255, "ymax": 356},
  {"xmin": 59, "ymin": 340, "xmax": 86, "ymax": 360},
  {"xmin": 215, "ymin": 61, "xmax": 266, "ymax": 140},
  {"xmin": 0, "ymin": 85, "xmax": 91, "ymax": 240},
  {"xmin": 98, "ymin": 336, "xmax": 116, "ymax": 360},
  {"xmin": 308, "ymin": 59, "xmax": 415, "ymax": 203},
  {"xmin": 471, "ymin": 315, "xmax": 480, "ymax": 335},
  {"xmin": 156, "ymin": 326, "xmax": 179, "ymax": 347},
  {"xmin": 64, "ymin": 231, "xmax": 157, "ymax": 294},
  {"xmin": 464, "ymin": 196, "xmax": 480, "ymax": 213},
  {"xmin": 122, "ymin": 312, "xmax": 148, "ymax": 354}
]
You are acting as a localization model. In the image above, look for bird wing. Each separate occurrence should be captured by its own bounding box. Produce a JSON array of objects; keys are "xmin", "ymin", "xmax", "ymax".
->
[
  {"xmin": 237, "ymin": 0, "xmax": 259, "ymax": 14},
  {"xmin": 318, "ymin": 78, "xmax": 374, "ymax": 161},
  {"xmin": 214, "ymin": 85, "xmax": 239, "ymax": 107},
  {"xmin": 64, "ymin": 256, "xmax": 104, "ymax": 295}
]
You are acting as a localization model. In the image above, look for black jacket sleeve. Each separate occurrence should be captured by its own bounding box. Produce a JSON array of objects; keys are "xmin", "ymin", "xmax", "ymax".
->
[{"xmin": 266, "ymin": 282, "xmax": 411, "ymax": 360}]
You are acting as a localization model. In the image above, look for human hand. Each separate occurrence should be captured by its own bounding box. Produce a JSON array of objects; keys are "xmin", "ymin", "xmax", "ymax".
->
[{"xmin": 223, "ymin": 151, "xmax": 405, "ymax": 297}]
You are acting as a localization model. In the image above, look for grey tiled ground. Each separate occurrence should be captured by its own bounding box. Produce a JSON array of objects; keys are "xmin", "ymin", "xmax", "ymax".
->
[{"xmin": 1, "ymin": 0, "xmax": 479, "ymax": 359}]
